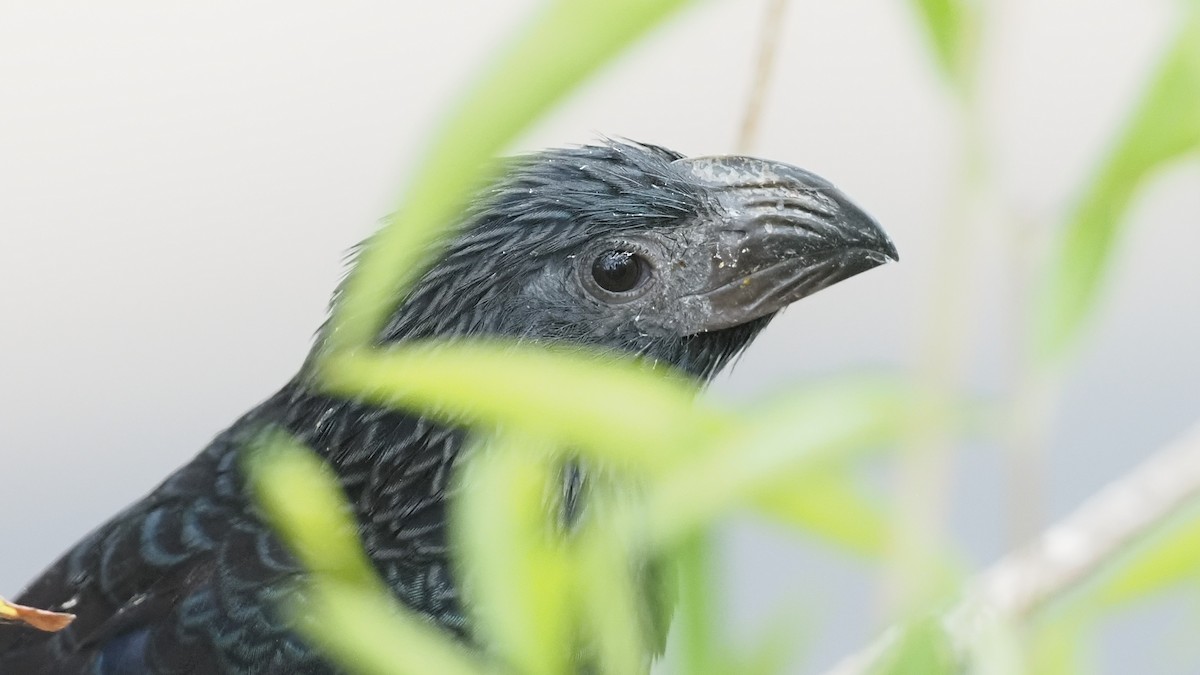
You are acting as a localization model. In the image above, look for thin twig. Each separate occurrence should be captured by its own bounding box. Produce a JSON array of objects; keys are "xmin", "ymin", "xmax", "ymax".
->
[
  {"xmin": 827, "ymin": 420, "xmax": 1200, "ymax": 674},
  {"xmin": 735, "ymin": 0, "xmax": 789, "ymax": 154}
]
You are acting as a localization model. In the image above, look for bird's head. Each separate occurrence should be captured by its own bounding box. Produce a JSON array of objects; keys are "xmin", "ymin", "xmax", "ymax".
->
[{"xmin": 365, "ymin": 141, "xmax": 896, "ymax": 380}]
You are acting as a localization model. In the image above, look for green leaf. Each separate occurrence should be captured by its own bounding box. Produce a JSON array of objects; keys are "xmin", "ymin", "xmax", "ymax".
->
[
  {"xmin": 246, "ymin": 433, "xmax": 378, "ymax": 587},
  {"xmin": 319, "ymin": 341, "xmax": 731, "ymax": 474},
  {"xmin": 752, "ymin": 469, "xmax": 888, "ymax": 557},
  {"xmin": 728, "ymin": 601, "xmax": 811, "ymax": 675},
  {"xmin": 641, "ymin": 378, "xmax": 918, "ymax": 549},
  {"xmin": 573, "ymin": 520, "xmax": 650, "ymax": 675},
  {"xmin": 1028, "ymin": 612, "xmax": 1094, "ymax": 675},
  {"xmin": 1092, "ymin": 503, "xmax": 1200, "ymax": 608},
  {"xmin": 674, "ymin": 532, "xmax": 723, "ymax": 675},
  {"xmin": 453, "ymin": 435, "xmax": 652, "ymax": 675},
  {"xmin": 250, "ymin": 438, "xmax": 483, "ymax": 675},
  {"xmin": 873, "ymin": 617, "xmax": 958, "ymax": 675},
  {"xmin": 1027, "ymin": 500, "xmax": 1200, "ymax": 671},
  {"xmin": 451, "ymin": 435, "xmax": 573, "ymax": 675},
  {"xmin": 907, "ymin": 0, "xmax": 979, "ymax": 89},
  {"xmin": 965, "ymin": 616, "xmax": 1026, "ymax": 675},
  {"xmin": 1035, "ymin": 7, "xmax": 1200, "ymax": 364},
  {"xmin": 324, "ymin": 0, "xmax": 697, "ymax": 355},
  {"xmin": 296, "ymin": 580, "xmax": 487, "ymax": 675}
]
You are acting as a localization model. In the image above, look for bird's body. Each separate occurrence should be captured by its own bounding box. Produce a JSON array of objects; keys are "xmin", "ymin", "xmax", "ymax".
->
[
  {"xmin": 0, "ymin": 141, "xmax": 895, "ymax": 673},
  {"xmin": 2, "ymin": 386, "xmax": 466, "ymax": 674}
]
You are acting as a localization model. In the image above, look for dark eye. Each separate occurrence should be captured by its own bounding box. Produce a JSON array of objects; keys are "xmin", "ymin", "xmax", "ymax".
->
[{"xmin": 591, "ymin": 250, "xmax": 646, "ymax": 293}]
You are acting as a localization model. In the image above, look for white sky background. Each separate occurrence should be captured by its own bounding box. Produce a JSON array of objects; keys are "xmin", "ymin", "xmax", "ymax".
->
[{"xmin": 1, "ymin": 1, "xmax": 1198, "ymax": 672}]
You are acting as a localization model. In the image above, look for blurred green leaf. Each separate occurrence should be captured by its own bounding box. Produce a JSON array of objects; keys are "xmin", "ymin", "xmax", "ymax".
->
[
  {"xmin": 642, "ymin": 379, "xmax": 918, "ymax": 549},
  {"xmin": 675, "ymin": 532, "xmax": 723, "ymax": 675},
  {"xmin": 251, "ymin": 440, "xmax": 483, "ymax": 675},
  {"xmin": 752, "ymin": 470, "xmax": 888, "ymax": 556},
  {"xmin": 298, "ymin": 580, "xmax": 487, "ymax": 675},
  {"xmin": 745, "ymin": 377, "xmax": 981, "ymax": 556},
  {"xmin": 247, "ymin": 433, "xmax": 378, "ymax": 587},
  {"xmin": 907, "ymin": 0, "xmax": 978, "ymax": 89},
  {"xmin": 728, "ymin": 601, "xmax": 810, "ymax": 675},
  {"xmin": 451, "ymin": 435, "xmax": 573, "ymax": 675},
  {"xmin": 1035, "ymin": 6, "xmax": 1200, "ymax": 364},
  {"xmin": 966, "ymin": 616, "xmax": 1026, "ymax": 675},
  {"xmin": 1028, "ymin": 612, "xmax": 1093, "ymax": 675},
  {"xmin": 1022, "ymin": 500, "xmax": 1200, "ymax": 673},
  {"xmin": 454, "ymin": 435, "xmax": 654, "ymax": 674},
  {"xmin": 324, "ymin": 0, "xmax": 697, "ymax": 356},
  {"xmin": 873, "ymin": 617, "xmax": 957, "ymax": 675},
  {"xmin": 1091, "ymin": 504, "xmax": 1200, "ymax": 608},
  {"xmin": 573, "ymin": 521, "xmax": 650, "ymax": 675},
  {"xmin": 320, "ymin": 341, "xmax": 731, "ymax": 473}
]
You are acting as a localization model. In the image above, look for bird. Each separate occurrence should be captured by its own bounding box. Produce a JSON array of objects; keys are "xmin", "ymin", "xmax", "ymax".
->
[{"xmin": 0, "ymin": 140, "xmax": 896, "ymax": 673}]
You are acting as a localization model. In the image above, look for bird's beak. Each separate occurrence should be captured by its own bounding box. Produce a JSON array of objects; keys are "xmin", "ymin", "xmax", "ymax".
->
[{"xmin": 671, "ymin": 155, "xmax": 897, "ymax": 334}]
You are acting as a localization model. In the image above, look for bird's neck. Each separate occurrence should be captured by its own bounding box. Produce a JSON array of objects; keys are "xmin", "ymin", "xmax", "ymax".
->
[
  {"xmin": 258, "ymin": 381, "xmax": 467, "ymax": 530},
  {"xmin": 229, "ymin": 381, "xmax": 471, "ymax": 629}
]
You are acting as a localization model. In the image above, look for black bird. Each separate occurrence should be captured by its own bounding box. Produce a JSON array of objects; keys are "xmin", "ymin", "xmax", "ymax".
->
[{"xmin": 0, "ymin": 141, "xmax": 896, "ymax": 673}]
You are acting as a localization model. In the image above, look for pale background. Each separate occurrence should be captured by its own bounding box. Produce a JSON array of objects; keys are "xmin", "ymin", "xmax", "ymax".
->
[{"xmin": 2, "ymin": 1, "xmax": 1198, "ymax": 672}]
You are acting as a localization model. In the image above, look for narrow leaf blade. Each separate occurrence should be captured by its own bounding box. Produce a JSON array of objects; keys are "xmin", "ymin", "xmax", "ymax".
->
[
  {"xmin": 451, "ymin": 436, "xmax": 573, "ymax": 675},
  {"xmin": 907, "ymin": 0, "xmax": 978, "ymax": 89},
  {"xmin": 752, "ymin": 470, "xmax": 888, "ymax": 557},
  {"xmin": 1092, "ymin": 505, "xmax": 1200, "ymax": 608},
  {"xmin": 297, "ymin": 580, "xmax": 487, "ymax": 675},
  {"xmin": 1035, "ymin": 8, "xmax": 1200, "ymax": 364},
  {"xmin": 250, "ymin": 438, "xmax": 482, "ymax": 675},
  {"xmin": 644, "ymin": 379, "xmax": 918, "ymax": 548},
  {"xmin": 320, "ymin": 341, "xmax": 728, "ymax": 473},
  {"xmin": 247, "ymin": 433, "xmax": 378, "ymax": 587}
]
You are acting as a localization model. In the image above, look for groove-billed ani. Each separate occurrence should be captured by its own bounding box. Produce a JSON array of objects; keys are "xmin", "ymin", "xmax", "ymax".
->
[{"xmin": 0, "ymin": 141, "xmax": 896, "ymax": 673}]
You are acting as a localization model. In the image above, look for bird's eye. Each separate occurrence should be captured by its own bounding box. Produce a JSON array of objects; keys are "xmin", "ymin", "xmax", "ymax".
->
[{"xmin": 591, "ymin": 250, "xmax": 647, "ymax": 293}]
